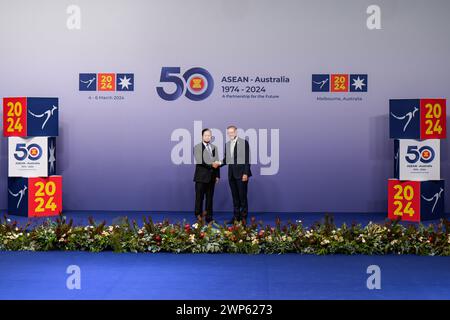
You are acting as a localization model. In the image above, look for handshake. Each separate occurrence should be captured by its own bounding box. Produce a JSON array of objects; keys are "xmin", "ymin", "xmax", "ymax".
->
[{"xmin": 212, "ymin": 161, "xmax": 221, "ymax": 169}]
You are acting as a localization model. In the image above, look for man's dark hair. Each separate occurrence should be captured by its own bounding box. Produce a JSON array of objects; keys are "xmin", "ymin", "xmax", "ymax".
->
[
  {"xmin": 227, "ymin": 125, "xmax": 237, "ymax": 131},
  {"xmin": 202, "ymin": 128, "xmax": 211, "ymax": 136}
]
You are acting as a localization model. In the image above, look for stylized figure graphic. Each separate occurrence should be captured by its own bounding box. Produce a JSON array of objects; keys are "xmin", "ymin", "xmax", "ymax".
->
[
  {"xmin": 28, "ymin": 105, "xmax": 58, "ymax": 130},
  {"xmin": 390, "ymin": 107, "xmax": 419, "ymax": 132},
  {"xmin": 48, "ymin": 140, "xmax": 56, "ymax": 173},
  {"xmin": 421, "ymin": 187, "xmax": 444, "ymax": 213},
  {"xmin": 313, "ymin": 78, "xmax": 329, "ymax": 89},
  {"xmin": 8, "ymin": 185, "xmax": 28, "ymax": 208},
  {"xmin": 80, "ymin": 76, "xmax": 96, "ymax": 88}
]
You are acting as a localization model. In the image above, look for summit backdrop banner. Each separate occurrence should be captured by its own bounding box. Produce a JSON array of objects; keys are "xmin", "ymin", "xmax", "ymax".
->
[{"xmin": 0, "ymin": 0, "xmax": 449, "ymax": 212}]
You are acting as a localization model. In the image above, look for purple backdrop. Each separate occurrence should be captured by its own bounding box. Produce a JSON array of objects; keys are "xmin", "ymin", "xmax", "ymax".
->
[{"xmin": 0, "ymin": 0, "xmax": 449, "ymax": 213}]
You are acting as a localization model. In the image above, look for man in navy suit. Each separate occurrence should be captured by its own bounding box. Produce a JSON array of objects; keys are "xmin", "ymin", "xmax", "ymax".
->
[
  {"xmin": 213, "ymin": 125, "xmax": 252, "ymax": 224},
  {"xmin": 193, "ymin": 128, "xmax": 220, "ymax": 223}
]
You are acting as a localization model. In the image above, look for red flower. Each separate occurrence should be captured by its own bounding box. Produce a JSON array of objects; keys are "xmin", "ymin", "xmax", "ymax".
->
[
  {"xmin": 155, "ymin": 235, "xmax": 161, "ymax": 242},
  {"xmin": 199, "ymin": 232, "xmax": 205, "ymax": 239},
  {"xmin": 228, "ymin": 226, "xmax": 233, "ymax": 232},
  {"xmin": 184, "ymin": 224, "xmax": 191, "ymax": 232}
]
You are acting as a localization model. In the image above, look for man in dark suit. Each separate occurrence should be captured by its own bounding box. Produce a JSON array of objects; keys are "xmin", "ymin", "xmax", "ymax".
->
[
  {"xmin": 193, "ymin": 128, "xmax": 220, "ymax": 223},
  {"xmin": 213, "ymin": 125, "xmax": 252, "ymax": 224}
]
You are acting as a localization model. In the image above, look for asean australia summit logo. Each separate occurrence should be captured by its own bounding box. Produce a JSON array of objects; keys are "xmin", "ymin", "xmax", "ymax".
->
[{"xmin": 157, "ymin": 67, "xmax": 214, "ymax": 101}]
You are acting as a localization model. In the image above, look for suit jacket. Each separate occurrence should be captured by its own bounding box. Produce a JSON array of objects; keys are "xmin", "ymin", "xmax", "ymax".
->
[
  {"xmin": 221, "ymin": 137, "xmax": 252, "ymax": 180},
  {"xmin": 193, "ymin": 142, "xmax": 220, "ymax": 183}
]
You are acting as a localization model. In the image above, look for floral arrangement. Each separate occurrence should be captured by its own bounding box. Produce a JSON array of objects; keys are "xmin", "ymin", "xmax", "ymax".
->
[{"xmin": 0, "ymin": 215, "xmax": 449, "ymax": 255}]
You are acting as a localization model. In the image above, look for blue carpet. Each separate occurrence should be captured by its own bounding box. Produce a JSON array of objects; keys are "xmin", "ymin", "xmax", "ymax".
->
[
  {"xmin": 1, "ymin": 211, "xmax": 449, "ymax": 300},
  {"xmin": 0, "ymin": 252, "xmax": 449, "ymax": 300}
]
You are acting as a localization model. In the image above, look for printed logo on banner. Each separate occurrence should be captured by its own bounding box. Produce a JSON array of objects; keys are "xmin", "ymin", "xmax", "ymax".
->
[
  {"xmin": 331, "ymin": 74, "xmax": 349, "ymax": 92},
  {"xmin": 420, "ymin": 180, "xmax": 445, "ymax": 220},
  {"xmin": 79, "ymin": 73, "xmax": 134, "ymax": 92},
  {"xmin": 98, "ymin": 73, "xmax": 116, "ymax": 91},
  {"xmin": 8, "ymin": 184, "xmax": 28, "ymax": 209},
  {"xmin": 8, "ymin": 177, "xmax": 29, "ymax": 215},
  {"xmin": 8, "ymin": 137, "xmax": 55, "ymax": 177},
  {"xmin": 156, "ymin": 67, "xmax": 214, "ymax": 101},
  {"xmin": 421, "ymin": 187, "xmax": 444, "ymax": 215},
  {"xmin": 27, "ymin": 98, "xmax": 59, "ymax": 136},
  {"xmin": 311, "ymin": 74, "xmax": 368, "ymax": 93},
  {"xmin": 349, "ymin": 74, "xmax": 368, "ymax": 92},
  {"xmin": 28, "ymin": 176, "xmax": 62, "ymax": 217},
  {"xmin": 311, "ymin": 74, "xmax": 329, "ymax": 92},
  {"xmin": 312, "ymin": 73, "xmax": 368, "ymax": 102},
  {"xmin": 388, "ymin": 180, "xmax": 420, "ymax": 222},
  {"xmin": 79, "ymin": 73, "xmax": 97, "ymax": 91},
  {"xmin": 116, "ymin": 73, "xmax": 134, "ymax": 91},
  {"xmin": 8, "ymin": 176, "xmax": 62, "ymax": 217},
  {"xmin": 389, "ymin": 99, "xmax": 421, "ymax": 139},
  {"xmin": 420, "ymin": 99, "xmax": 446, "ymax": 139},
  {"xmin": 48, "ymin": 139, "xmax": 56, "ymax": 175},
  {"xmin": 395, "ymin": 139, "xmax": 440, "ymax": 181},
  {"xmin": 3, "ymin": 97, "xmax": 27, "ymax": 137},
  {"xmin": 14, "ymin": 143, "xmax": 42, "ymax": 161}
]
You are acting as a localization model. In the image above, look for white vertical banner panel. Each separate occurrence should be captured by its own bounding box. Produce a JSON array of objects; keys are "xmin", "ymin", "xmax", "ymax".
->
[{"xmin": 397, "ymin": 139, "xmax": 440, "ymax": 181}]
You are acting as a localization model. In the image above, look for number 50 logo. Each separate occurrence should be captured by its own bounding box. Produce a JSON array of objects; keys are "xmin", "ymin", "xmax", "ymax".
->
[{"xmin": 156, "ymin": 67, "xmax": 214, "ymax": 101}]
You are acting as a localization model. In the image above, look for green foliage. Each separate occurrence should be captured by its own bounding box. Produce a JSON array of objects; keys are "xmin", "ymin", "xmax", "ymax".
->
[{"xmin": 0, "ymin": 214, "xmax": 449, "ymax": 255}]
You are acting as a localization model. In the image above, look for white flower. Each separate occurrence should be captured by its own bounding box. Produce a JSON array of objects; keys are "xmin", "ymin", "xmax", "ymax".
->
[{"xmin": 192, "ymin": 223, "xmax": 198, "ymax": 229}]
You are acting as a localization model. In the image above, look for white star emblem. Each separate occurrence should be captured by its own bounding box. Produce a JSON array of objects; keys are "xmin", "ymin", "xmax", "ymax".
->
[
  {"xmin": 351, "ymin": 76, "xmax": 366, "ymax": 91},
  {"xmin": 118, "ymin": 75, "xmax": 132, "ymax": 90},
  {"xmin": 48, "ymin": 140, "xmax": 56, "ymax": 173}
]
